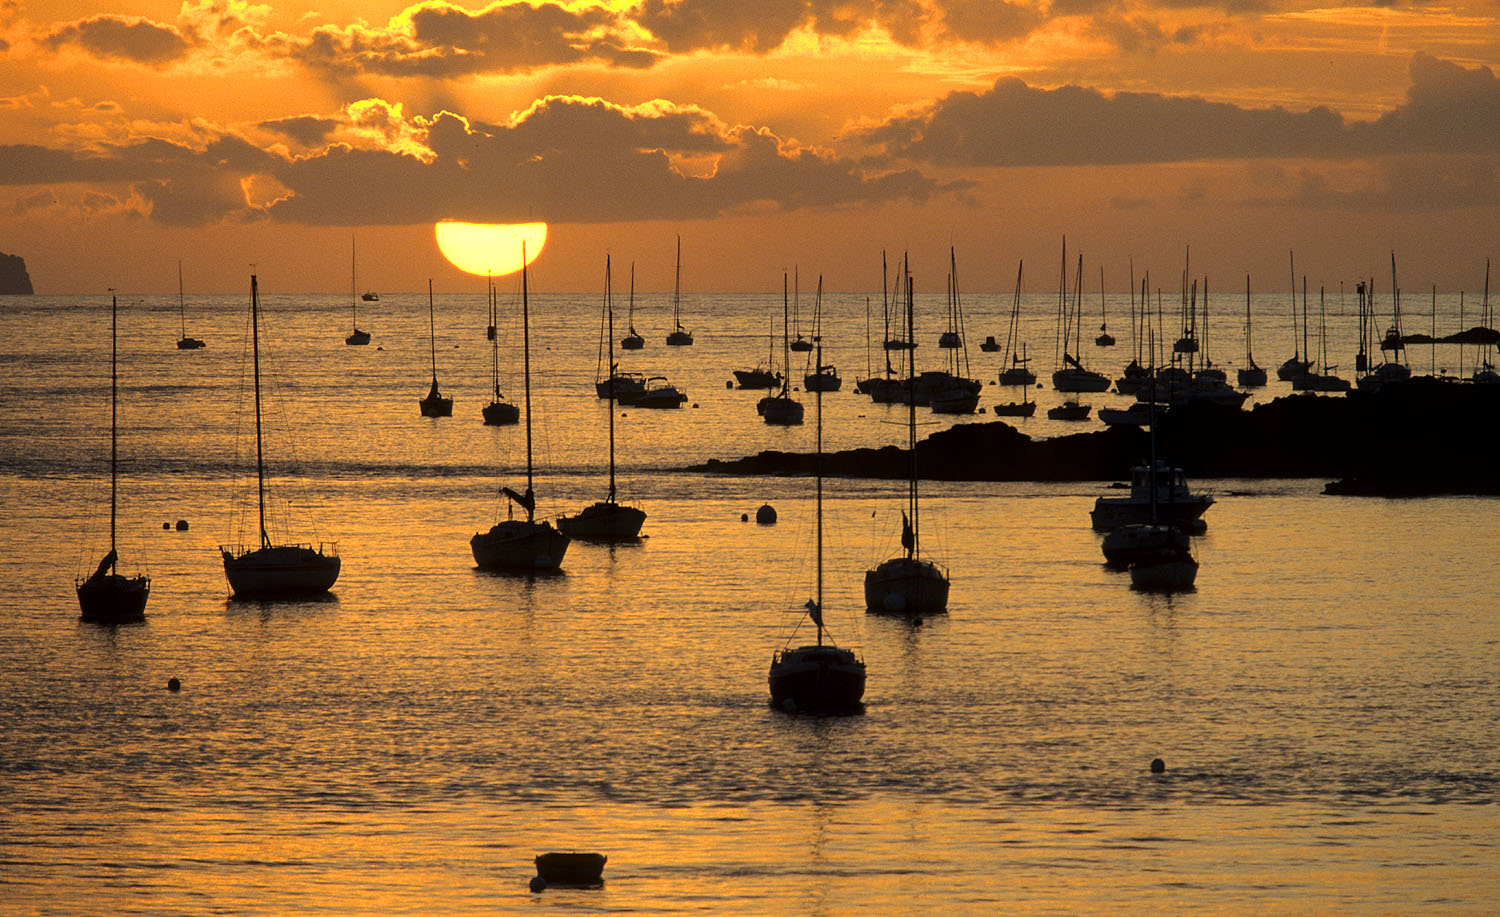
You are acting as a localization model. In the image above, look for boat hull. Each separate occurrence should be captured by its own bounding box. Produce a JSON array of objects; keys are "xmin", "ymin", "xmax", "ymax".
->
[
  {"xmin": 666, "ymin": 331, "xmax": 693, "ymax": 346},
  {"xmin": 419, "ymin": 395, "xmax": 453, "ymax": 417},
  {"xmin": 76, "ymin": 574, "xmax": 150, "ymax": 623},
  {"xmin": 345, "ymin": 330, "xmax": 370, "ymax": 346},
  {"xmin": 1101, "ymin": 524, "xmax": 1190, "ymax": 568},
  {"xmin": 865, "ymin": 556, "xmax": 949, "ymax": 615},
  {"xmin": 176, "ymin": 337, "xmax": 206, "ymax": 350},
  {"xmin": 1052, "ymin": 367, "xmax": 1111, "ymax": 392},
  {"xmin": 1129, "ymin": 555, "xmax": 1199, "ymax": 590},
  {"xmin": 991, "ymin": 401, "xmax": 1036, "ymax": 417},
  {"xmin": 557, "ymin": 501, "xmax": 645, "ymax": 540},
  {"xmin": 1090, "ymin": 498, "xmax": 1211, "ymax": 532},
  {"xmin": 471, "ymin": 521, "xmax": 570, "ymax": 572},
  {"xmin": 758, "ymin": 395, "xmax": 804, "ymax": 425},
  {"xmin": 734, "ymin": 369, "xmax": 780, "ymax": 390},
  {"xmin": 222, "ymin": 546, "xmax": 340, "ymax": 597},
  {"xmin": 535, "ymin": 852, "xmax": 606, "ymax": 885},
  {"xmin": 804, "ymin": 371, "xmax": 841, "ymax": 392},
  {"xmin": 482, "ymin": 400, "xmax": 520, "ymax": 425},
  {"xmin": 768, "ymin": 645, "xmax": 866, "ymax": 714}
]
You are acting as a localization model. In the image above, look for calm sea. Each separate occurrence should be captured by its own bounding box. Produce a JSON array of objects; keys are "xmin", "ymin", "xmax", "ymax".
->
[{"xmin": 1, "ymin": 277, "xmax": 1497, "ymax": 914}]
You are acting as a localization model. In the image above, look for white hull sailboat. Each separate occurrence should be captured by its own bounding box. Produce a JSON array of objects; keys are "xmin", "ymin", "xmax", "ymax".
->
[
  {"xmin": 865, "ymin": 264, "xmax": 950, "ymax": 617},
  {"xmin": 77, "ymin": 292, "xmax": 151, "ymax": 623},
  {"xmin": 472, "ymin": 246, "xmax": 571, "ymax": 572},
  {"xmin": 769, "ymin": 339, "xmax": 866, "ymax": 715},
  {"xmin": 560, "ymin": 256, "xmax": 647, "ymax": 542},
  {"xmin": 221, "ymin": 275, "xmax": 340, "ymax": 598}
]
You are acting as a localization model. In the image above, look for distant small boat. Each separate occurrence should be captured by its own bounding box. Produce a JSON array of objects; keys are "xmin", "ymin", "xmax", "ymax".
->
[
  {"xmin": 534, "ymin": 852, "xmax": 605, "ymax": 886},
  {"xmin": 636, "ymin": 376, "xmax": 687, "ymax": 409},
  {"xmin": 665, "ymin": 236, "xmax": 693, "ymax": 345},
  {"xmin": 1090, "ymin": 460, "xmax": 1213, "ymax": 532},
  {"xmin": 801, "ymin": 279, "xmax": 840, "ymax": 392},
  {"xmin": 1047, "ymin": 400, "xmax": 1091, "ymax": 421},
  {"xmin": 346, "ymin": 237, "xmax": 371, "ymax": 345},
  {"xmin": 221, "ymin": 275, "xmax": 340, "ymax": 598},
  {"xmin": 1129, "ymin": 543, "xmax": 1199, "ymax": 590},
  {"xmin": 418, "ymin": 280, "xmax": 453, "ymax": 417},
  {"xmin": 1094, "ymin": 268, "xmax": 1115, "ymax": 346},
  {"xmin": 173, "ymin": 261, "xmax": 205, "ymax": 350},
  {"xmin": 78, "ymin": 292, "xmax": 151, "ymax": 623},
  {"xmin": 979, "ymin": 335, "xmax": 1000, "ymax": 352},
  {"xmin": 992, "ymin": 382, "xmax": 1036, "ymax": 416},
  {"xmin": 1102, "ymin": 522, "xmax": 1191, "ymax": 568},
  {"xmin": 759, "ymin": 273, "xmax": 804, "ymax": 425},
  {"xmin": 361, "ymin": 291, "xmax": 379, "ymax": 302},
  {"xmin": 1097, "ymin": 402, "xmax": 1162, "ymax": 426},
  {"xmin": 482, "ymin": 274, "xmax": 519, "ymax": 426},
  {"xmin": 620, "ymin": 263, "xmax": 645, "ymax": 350},
  {"xmin": 1238, "ymin": 275, "xmax": 1266, "ymax": 387}
]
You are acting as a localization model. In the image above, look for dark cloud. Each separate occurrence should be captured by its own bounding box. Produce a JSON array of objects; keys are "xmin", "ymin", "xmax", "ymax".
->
[
  {"xmin": 42, "ymin": 15, "xmax": 193, "ymax": 65},
  {"xmin": 1273, "ymin": 156, "xmax": 1500, "ymax": 211},
  {"xmin": 864, "ymin": 56, "xmax": 1500, "ymax": 167},
  {"xmin": 259, "ymin": 116, "xmax": 342, "ymax": 147}
]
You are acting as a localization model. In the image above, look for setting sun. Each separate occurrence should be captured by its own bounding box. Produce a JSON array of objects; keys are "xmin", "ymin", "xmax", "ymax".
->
[{"xmin": 434, "ymin": 221, "xmax": 548, "ymax": 278}]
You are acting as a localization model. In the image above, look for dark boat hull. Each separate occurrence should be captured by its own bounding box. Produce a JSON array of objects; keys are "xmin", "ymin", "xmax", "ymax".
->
[
  {"xmin": 558, "ymin": 501, "xmax": 645, "ymax": 540},
  {"xmin": 471, "ymin": 521, "xmax": 569, "ymax": 572},
  {"xmin": 419, "ymin": 395, "xmax": 453, "ymax": 417},
  {"xmin": 768, "ymin": 645, "xmax": 866, "ymax": 714},
  {"xmin": 535, "ymin": 852, "xmax": 606, "ymax": 885},
  {"xmin": 222, "ymin": 546, "xmax": 340, "ymax": 597},
  {"xmin": 76, "ymin": 574, "xmax": 150, "ymax": 623},
  {"xmin": 865, "ymin": 556, "xmax": 949, "ymax": 615},
  {"xmin": 482, "ymin": 400, "xmax": 520, "ymax": 425}
]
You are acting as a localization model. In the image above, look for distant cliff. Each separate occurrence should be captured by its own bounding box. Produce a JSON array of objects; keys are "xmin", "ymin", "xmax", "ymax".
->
[{"xmin": 0, "ymin": 252, "xmax": 34, "ymax": 294}]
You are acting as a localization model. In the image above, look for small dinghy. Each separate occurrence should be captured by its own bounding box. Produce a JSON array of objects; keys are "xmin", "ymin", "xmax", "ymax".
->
[{"xmin": 534, "ymin": 852, "xmax": 606, "ymax": 887}]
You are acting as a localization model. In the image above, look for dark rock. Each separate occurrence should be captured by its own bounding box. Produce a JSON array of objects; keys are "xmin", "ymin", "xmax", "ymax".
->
[{"xmin": 0, "ymin": 252, "xmax": 34, "ymax": 295}]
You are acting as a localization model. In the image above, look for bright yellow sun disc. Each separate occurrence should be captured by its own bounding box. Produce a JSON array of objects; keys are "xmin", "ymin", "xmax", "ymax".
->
[{"xmin": 434, "ymin": 221, "xmax": 547, "ymax": 277}]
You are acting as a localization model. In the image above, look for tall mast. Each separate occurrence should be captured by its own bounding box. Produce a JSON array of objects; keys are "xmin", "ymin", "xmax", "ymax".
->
[
  {"xmin": 177, "ymin": 261, "xmax": 186, "ymax": 339},
  {"xmin": 1289, "ymin": 251, "xmax": 1298, "ymax": 360},
  {"xmin": 782, "ymin": 270, "xmax": 792, "ymax": 394},
  {"xmin": 110, "ymin": 291, "xmax": 118, "ymax": 562},
  {"xmin": 673, "ymin": 234, "xmax": 682, "ymax": 331},
  {"xmin": 522, "ymin": 244, "xmax": 534, "ymax": 521},
  {"xmin": 250, "ymin": 275, "xmax": 268, "ymax": 550},
  {"xmin": 906, "ymin": 262, "xmax": 918, "ymax": 560},
  {"xmin": 605, "ymin": 255, "xmax": 616, "ymax": 503},
  {"xmin": 350, "ymin": 236, "xmax": 356, "ymax": 330},
  {"xmin": 815, "ymin": 331, "xmax": 824, "ymax": 647},
  {"xmin": 489, "ymin": 272, "xmax": 498, "ymax": 397},
  {"xmin": 427, "ymin": 279, "xmax": 438, "ymax": 386}
]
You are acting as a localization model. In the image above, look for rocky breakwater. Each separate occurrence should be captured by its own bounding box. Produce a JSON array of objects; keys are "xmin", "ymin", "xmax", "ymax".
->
[
  {"xmin": 690, "ymin": 378, "xmax": 1500, "ymax": 496},
  {"xmin": 0, "ymin": 251, "xmax": 34, "ymax": 294}
]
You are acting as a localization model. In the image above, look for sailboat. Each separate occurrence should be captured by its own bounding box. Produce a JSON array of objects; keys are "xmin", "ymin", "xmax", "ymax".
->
[
  {"xmin": 768, "ymin": 338, "xmax": 866, "ymax": 715},
  {"xmin": 560, "ymin": 257, "xmax": 647, "ymax": 541},
  {"xmin": 620, "ymin": 262, "xmax": 645, "ymax": 350},
  {"xmin": 1120, "ymin": 380, "xmax": 1199, "ymax": 589},
  {"xmin": 758, "ymin": 272, "xmax": 805, "ymax": 425},
  {"xmin": 789, "ymin": 269, "xmax": 813, "ymax": 352},
  {"xmin": 1277, "ymin": 252, "xmax": 1312, "ymax": 382},
  {"xmin": 734, "ymin": 311, "xmax": 782, "ymax": 389},
  {"xmin": 1051, "ymin": 243, "xmax": 1110, "ymax": 393},
  {"xmin": 928, "ymin": 247, "xmax": 980, "ymax": 414},
  {"xmin": 1237, "ymin": 274, "xmax": 1267, "ymax": 387},
  {"xmin": 1095, "ymin": 267, "xmax": 1115, "ymax": 347},
  {"xmin": 345, "ymin": 236, "xmax": 371, "ymax": 345},
  {"xmin": 471, "ymin": 247, "xmax": 571, "ymax": 572},
  {"xmin": 221, "ymin": 275, "xmax": 341, "ymax": 597},
  {"xmin": 802, "ymin": 276, "xmax": 841, "ymax": 392},
  {"xmin": 77, "ymin": 291, "xmax": 151, "ymax": 623},
  {"xmin": 665, "ymin": 236, "xmax": 693, "ymax": 345},
  {"xmin": 173, "ymin": 260, "xmax": 205, "ymax": 349},
  {"xmin": 998, "ymin": 260, "xmax": 1036, "ymax": 386},
  {"xmin": 865, "ymin": 267, "xmax": 950, "ymax": 617},
  {"xmin": 482, "ymin": 274, "xmax": 520, "ymax": 425},
  {"xmin": 418, "ymin": 279, "xmax": 453, "ymax": 417}
]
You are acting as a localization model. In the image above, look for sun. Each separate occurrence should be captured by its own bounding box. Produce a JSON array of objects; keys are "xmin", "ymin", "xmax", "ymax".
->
[{"xmin": 434, "ymin": 221, "xmax": 548, "ymax": 277}]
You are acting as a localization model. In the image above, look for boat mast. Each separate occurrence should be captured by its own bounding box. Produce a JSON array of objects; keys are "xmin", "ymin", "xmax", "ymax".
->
[
  {"xmin": 177, "ymin": 261, "xmax": 186, "ymax": 339},
  {"xmin": 110, "ymin": 291, "xmax": 118, "ymax": 565},
  {"xmin": 815, "ymin": 333, "xmax": 824, "ymax": 648},
  {"xmin": 489, "ymin": 272, "xmax": 499, "ymax": 398},
  {"xmin": 1289, "ymin": 251, "xmax": 1299, "ymax": 362},
  {"xmin": 782, "ymin": 270, "xmax": 792, "ymax": 395},
  {"xmin": 427, "ymin": 279, "xmax": 438, "ymax": 388},
  {"xmin": 350, "ymin": 236, "xmax": 357, "ymax": 331},
  {"xmin": 606, "ymin": 255, "xmax": 616, "ymax": 504},
  {"xmin": 673, "ymin": 234, "xmax": 682, "ymax": 332},
  {"xmin": 1245, "ymin": 274, "xmax": 1253, "ymax": 366},
  {"xmin": 250, "ymin": 274, "xmax": 269, "ymax": 550},
  {"xmin": 522, "ymin": 245, "xmax": 534, "ymax": 522},
  {"xmin": 906, "ymin": 262, "xmax": 919, "ymax": 561}
]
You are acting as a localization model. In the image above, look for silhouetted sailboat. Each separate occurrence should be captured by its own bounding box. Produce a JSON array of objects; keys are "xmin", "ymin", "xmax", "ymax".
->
[
  {"xmin": 1095, "ymin": 267, "xmax": 1116, "ymax": 346},
  {"xmin": 77, "ymin": 291, "xmax": 151, "ymax": 623},
  {"xmin": 1052, "ymin": 242, "xmax": 1110, "ymax": 393},
  {"xmin": 802, "ymin": 276, "xmax": 841, "ymax": 392},
  {"xmin": 561, "ymin": 256, "xmax": 647, "ymax": 541},
  {"xmin": 759, "ymin": 272, "xmax": 805, "ymax": 425},
  {"xmin": 482, "ymin": 274, "xmax": 519, "ymax": 425},
  {"xmin": 418, "ymin": 279, "xmax": 453, "ymax": 417},
  {"xmin": 769, "ymin": 339, "xmax": 866, "ymax": 714},
  {"xmin": 221, "ymin": 275, "xmax": 341, "ymax": 597},
  {"xmin": 866, "ymin": 267, "xmax": 949, "ymax": 617},
  {"xmin": 471, "ymin": 247, "xmax": 571, "ymax": 572},
  {"xmin": 665, "ymin": 235, "xmax": 693, "ymax": 345},
  {"xmin": 1237, "ymin": 274, "xmax": 1267, "ymax": 387},
  {"xmin": 620, "ymin": 262, "xmax": 645, "ymax": 350},
  {"xmin": 998, "ymin": 260, "xmax": 1036, "ymax": 386},
  {"xmin": 345, "ymin": 236, "xmax": 371, "ymax": 345},
  {"xmin": 790, "ymin": 268, "xmax": 813, "ymax": 352},
  {"xmin": 174, "ymin": 260, "xmax": 205, "ymax": 349}
]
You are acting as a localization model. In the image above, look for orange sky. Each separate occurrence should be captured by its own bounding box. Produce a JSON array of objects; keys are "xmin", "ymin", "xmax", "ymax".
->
[{"xmin": 2, "ymin": 0, "xmax": 1498, "ymax": 293}]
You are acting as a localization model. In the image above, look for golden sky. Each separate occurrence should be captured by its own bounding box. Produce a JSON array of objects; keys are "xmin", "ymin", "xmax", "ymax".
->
[{"xmin": 2, "ymin": 0, "xmax": 1498, "ymax": 292}]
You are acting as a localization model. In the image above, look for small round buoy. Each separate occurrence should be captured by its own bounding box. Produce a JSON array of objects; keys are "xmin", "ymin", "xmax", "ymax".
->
[
  {"xmin": 175, "ymin": 519, "xmax": 189, "ymax": 531},
  {"xmin": 167, "ymin": 677, "xmax": 181, "ymax": 692},
  {"xmin": 1150, "ymin": 758, "xmax": 1165, "ymax": 774},
  {"xmin": 740, "ymin": 513, "xmax": 749, "ymax": 522},
  {"xmin": 692, "ymin": 403, "xmax": 699, "ymax": 408},
  {"xmin": 725, "ymin": 380, "xmax": 733, "ymax": 389},
  {"xmin": 755, "ymin": 503, "xmax": 777, "ymax": 524},
  {"xmin": 163, "ymin": 522, "xmax": 171, "ymax": 530},
  {"xmin": 529, "ymin": 876, "xmax": 546, "ymax": 893}
]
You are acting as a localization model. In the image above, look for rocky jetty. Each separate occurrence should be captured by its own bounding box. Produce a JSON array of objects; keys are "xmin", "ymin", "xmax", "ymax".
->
[
  {"xmin": 0, "ymin": 252, "xmax": 34, "ymax": 294},
  {"xmin": 691, "ymin": 378, "xmax": 1500, "ymax": 496}
]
